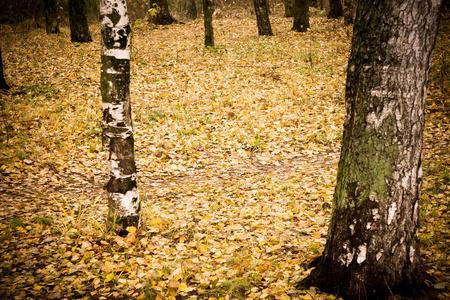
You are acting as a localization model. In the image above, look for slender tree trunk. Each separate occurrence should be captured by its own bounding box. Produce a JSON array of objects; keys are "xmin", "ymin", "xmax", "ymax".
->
[
  {"xmin": 285, "ymin": 0, "xmax": 294, "ymax": 17},
  {"xmin": 0, "ymin": 48, "xmax": 10, "ymax": 90},
  {"xmin": 44, "ymin": 0, "xmax": 59, "ymax": 34},
  {"xmin": 254, "ymin": 0, "xmax": 273, "ymax": 36},
  {"xmin": 186, "ymin": 0, "xmax": 198, "ymax": 20},
  {"xmin": 298, "ymin": 0, "xmax": 443, "ymax": 299},
  {"xmin": 203, "ymin": 0, "xmax": 214, "ymax": 47},
  {"xmin": 149, "ymin": 0, "xmax": 176, "ymax": 25},
  {"xmin": 69, "ymin": 0, "xmax": 92, "ymax": 43},
  {"xmin": 343, "ymin": 0, "xmax": 355, "ymax": 25},
  {"xmin": 328, "ymin": 0, "xmax": 344, "ymax": 19},
  {"xmin": 100, "ymin": 0, "xmax": 140, "ymax": 236},
  {"xmin": 292, "ymin": 0, "xmax": 309, "ymax": 32}
]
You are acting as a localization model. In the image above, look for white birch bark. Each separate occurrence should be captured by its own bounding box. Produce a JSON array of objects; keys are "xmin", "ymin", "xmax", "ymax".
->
[
  {"xmin": 299, "ymin": 0, "xmax": 443, "ymax": 298},
  {"xmin": 100, "ymin": 0, "xmax": 139, "ymax": 235}
]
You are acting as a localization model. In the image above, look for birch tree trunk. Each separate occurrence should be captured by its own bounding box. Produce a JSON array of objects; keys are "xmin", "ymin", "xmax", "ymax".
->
[
  {"xmin": 203, "ymin": 0, "xmax": 215, "ymax": 47},
  {"xmin": 100, "ymin": 0, "xmax": 140, "ymax": 236},
  {"xmin": 298, "ymin": 0, "xmax": 443, "ymax": 299},
  {"xmin": 254, "ymin": 0, "xmax": 273, "ymax": 36},
  {"xmin": 69, "ymin": 0, "xmax": 92, "ymax": 43}
]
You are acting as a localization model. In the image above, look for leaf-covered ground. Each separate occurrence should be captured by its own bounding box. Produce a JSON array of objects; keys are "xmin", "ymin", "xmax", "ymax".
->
[{"xmin": 0, "ymin": 8, "xmax": 449, "ymax": 300}]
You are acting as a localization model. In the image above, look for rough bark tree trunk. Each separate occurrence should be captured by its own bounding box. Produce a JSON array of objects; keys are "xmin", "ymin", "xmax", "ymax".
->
[
  {"xmin": 69, "ymin": 0, "xmax": 92, "ymax": 43},
  {"xmin": 44, "ymin": 0, "xmax": 59, "ymax": 34},
  {"xmin": 285, "ymin": 0, "xmax": 294, "ymax": 17},
  {"xmin": 0, "ymin": 48, "xmax": 10, "ymax": 90},
  {"xmin": 100, "ymin": 0, "xmax": 140, "ymax": 236},
  {"xmin": 186, "ymin": 0, "xmax": 197, "ymax": 20},
  {"xmin": 298, "ymin": 0, "xmax": 443, "ymax": 299},
  {"xmin": 149, "ymin": 0, "xmax": 176, "ymax": 25},
  {"xmin": 203, "ymin": 0, "xmax": 214, "ymax": 47},
  {"xmin": 254, "ymin": 0, "xmax": 273, "ymax": 36},
  {"xmin": 292, "ymin": 0, "xmax": 309, "ymax": 32},
  {"xmin": 328, "ymin": 0, "xmax": 344, "ymax": 19}
]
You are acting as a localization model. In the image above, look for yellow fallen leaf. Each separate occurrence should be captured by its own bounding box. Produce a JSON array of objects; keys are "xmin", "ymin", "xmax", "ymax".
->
[
  {"xmin": 105, "ymin": 272, "xmax": 115, "ymax": 282},
  {"xmin": 127, "ymin": 226, "xmax": 137, "ymax": 234},
  {"xmin": 34, "ymin": 284, "xmax": 44, "ymax": 290},
  {"xmin": 136, "ymin": 294, "xmax": 147, "ymax": 300},
  {"xmin": 178, "ymin": 282, "xmax": 188, "ymax": 292}
]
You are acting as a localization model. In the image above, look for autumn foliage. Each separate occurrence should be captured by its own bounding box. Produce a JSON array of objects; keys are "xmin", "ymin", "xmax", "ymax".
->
[{"xmin": 0, "ymin": 7, "xmax": 449, "ymax": 300}]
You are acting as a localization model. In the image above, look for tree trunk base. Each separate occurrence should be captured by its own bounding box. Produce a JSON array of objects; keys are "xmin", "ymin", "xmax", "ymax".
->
[
  {"xmin": 108, "ymin": 215, "xmax": 140, "ymax": 237},
  {"xmin": 297, "ymin": 259, "xmax": 425, "ymax": 299}
]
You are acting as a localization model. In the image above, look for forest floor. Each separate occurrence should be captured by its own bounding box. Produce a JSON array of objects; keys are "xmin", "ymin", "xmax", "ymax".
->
[{"xmin": 0, "ymin": 8, "xmax": 449, "ymax": 300}]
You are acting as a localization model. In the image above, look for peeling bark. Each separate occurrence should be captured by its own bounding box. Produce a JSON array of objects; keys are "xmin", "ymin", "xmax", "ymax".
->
[
  {"xmin": 298, "ymin": 0, "xmax": 443, "ymax": 299},
  {"xmin": 100, "ymin": 0, "xmax": 140, "ymax": 236},
  {"xmin": 254, "ymin": 0, "xmax": 273, "ymax": 36}
]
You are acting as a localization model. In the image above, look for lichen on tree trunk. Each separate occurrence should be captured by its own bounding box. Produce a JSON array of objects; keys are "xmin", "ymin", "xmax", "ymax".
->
[
  {"xmin": 100, "ymin": 0, "xmax": 140, "ymax": 236},
  {"xmin": 298, "ymin": 0, "xmax": 443, "ymax": 299}
]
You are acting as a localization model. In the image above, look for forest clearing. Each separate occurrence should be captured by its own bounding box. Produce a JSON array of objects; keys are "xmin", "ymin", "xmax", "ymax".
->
[{"xmin": 0, "ymin": 5, "xmax": 449, "ymax": 300}]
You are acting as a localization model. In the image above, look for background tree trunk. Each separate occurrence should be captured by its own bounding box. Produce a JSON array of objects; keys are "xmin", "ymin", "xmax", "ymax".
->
[
  {"xmin": 292, "ymin": 0, "xmax": 309, "ymax": 32},
  {"xmin": 0, "ymin": 48, "xmax": 10, "ymax": 90},
  {"xmin": 298, "ymin": 0, "xmax": 443, "ymax": 299},
  {"xmin": 343, "ymin": 0, "xmax": 355, "ymax": 25},
  {"xmin": 44, "ymin": 0, "xmax": 59, "ymax": 34},
  {"xmin": 285, "ymin": 0, "xmax": 294, "ymax": 17},
  {"xmin": 203, "ymin": 0, "xmax": 214, "ymax": 47},
  {"xmin": 327, "ymin": 0, "xmax": 344, "ymax": 19},
  {"xmin": 149, "ymin": 0, "xmax": 176, "ymax": 25},
  {"xmin": 254, "ymin": 0, "xmax": 273, "ymax": 36},
  {"xmin": 100, "ymin": 0, "xmax": 140, "ymax": 236},
  {"xmin": 186, "ymin": 0, "xmax": 198, "ymax": 20},
  {"xmin": 69, "ymin": 0, "xmax": 92, "ymax": 43}
]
